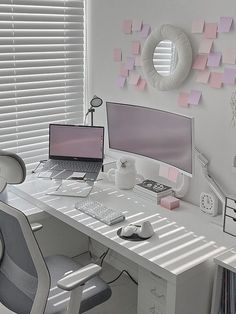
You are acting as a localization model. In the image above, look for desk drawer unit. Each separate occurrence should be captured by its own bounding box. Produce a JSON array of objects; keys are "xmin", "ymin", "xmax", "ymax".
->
[
  {"xmin": 224, "ymin": 197, "xmax": 236, "ymax": 237},
  {"xmin": 138, "ymin": 268, "xmax": 167, "ymax": 314}
]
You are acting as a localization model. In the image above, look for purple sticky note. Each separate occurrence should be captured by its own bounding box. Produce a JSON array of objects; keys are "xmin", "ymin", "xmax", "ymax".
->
[
  {"xmin": 116, "ymin": 76, "xmax": 126, "ymax": 89},
  {"xmin": 223, "ymin": 68, "xmax": 236, "ymax": 85},
  {"xmin": 140, "ymin": 24, "xmax": 151, "ymax": 38},
  {"xmin": 189, "ymin": 90, "xmax": 202, "ymax": 105},
  {"xmin": 125, "ymin": 57, "xmax": 135, "ymax": 70},
  {"xmin": 207, "ymin": 52, "xmax": 222, "ymax": 67},
  {"xmin": 218, "ymin": 17, "xmax": 233, "ymax": 33}
]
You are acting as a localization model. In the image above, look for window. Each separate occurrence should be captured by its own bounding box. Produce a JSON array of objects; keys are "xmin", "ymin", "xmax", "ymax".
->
[
  {"xmin": 0, "ymin": 0, "xmax": 86, "ymax": 170},
  {"xmin": 153, "ymin": 40, "xmax": 178, "ymax": 76}
]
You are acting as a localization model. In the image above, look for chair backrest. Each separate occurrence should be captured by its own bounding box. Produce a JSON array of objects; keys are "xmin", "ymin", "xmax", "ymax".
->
[{"xmin": 0, "ymin": 201, "xmax": 50, "ymax": 314}]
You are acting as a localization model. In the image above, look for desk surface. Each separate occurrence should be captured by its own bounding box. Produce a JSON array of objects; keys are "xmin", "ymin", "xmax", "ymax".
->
[{"xmin": 11, "ymin": 175, "xmax": 236, "ymax": 284}]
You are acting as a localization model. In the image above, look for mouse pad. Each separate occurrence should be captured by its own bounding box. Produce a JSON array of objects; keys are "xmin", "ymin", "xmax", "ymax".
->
[{"xmin": 117, "ymin": 227, "xmax": 152, "ymax": 241}]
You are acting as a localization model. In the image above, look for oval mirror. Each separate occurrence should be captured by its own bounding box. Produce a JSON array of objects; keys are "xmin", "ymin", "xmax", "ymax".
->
[{"xmin": 142, "ymin": 24, "xmax": 192, "ymax": 91}]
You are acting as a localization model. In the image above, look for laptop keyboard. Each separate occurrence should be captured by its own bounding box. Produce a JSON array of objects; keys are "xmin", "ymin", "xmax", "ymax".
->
[{"xmin": 42, "ymin": 160, "xmax": 101, "ymax": 173}]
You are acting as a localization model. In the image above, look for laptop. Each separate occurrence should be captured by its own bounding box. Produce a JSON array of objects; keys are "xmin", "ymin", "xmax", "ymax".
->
[{"xmin": 41, "ymin": 124, "xmax": 104, "ymax": 181}]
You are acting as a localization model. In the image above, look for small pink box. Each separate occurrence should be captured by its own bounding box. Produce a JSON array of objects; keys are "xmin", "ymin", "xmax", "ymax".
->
[{"xmin": 160, "ymin": 196, "xmax": 180, "ymax": 210}]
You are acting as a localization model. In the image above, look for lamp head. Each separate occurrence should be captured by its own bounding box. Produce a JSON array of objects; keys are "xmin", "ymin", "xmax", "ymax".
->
[{"xmin": 90, "ymin": 95, "xmax": 103, "ymax": 108}]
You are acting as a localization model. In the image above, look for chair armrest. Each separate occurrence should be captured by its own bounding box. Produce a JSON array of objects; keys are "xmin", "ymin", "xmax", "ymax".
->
[
  {"xmin": 31, "ymin": 223, "xmax": 43, "ymax": 232},
  {"xmin": 57, "ymin": 263, "xmax": 101, "ymax": 291}
]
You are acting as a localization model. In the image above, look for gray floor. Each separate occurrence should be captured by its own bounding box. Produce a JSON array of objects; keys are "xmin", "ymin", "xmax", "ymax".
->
[{"xmin": 0, "ymin": 254, "xmax": 138, "ymax": 314}]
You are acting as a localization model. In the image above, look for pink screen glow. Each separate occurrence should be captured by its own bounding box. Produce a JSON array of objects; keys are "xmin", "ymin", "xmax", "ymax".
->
[
  {"xmin": 106, "ymin": 103, "xmax": 193, "ymax": 175},
  {"xmin": 50, "ymin": 125, "xmax": 104, "ymax": 159}
]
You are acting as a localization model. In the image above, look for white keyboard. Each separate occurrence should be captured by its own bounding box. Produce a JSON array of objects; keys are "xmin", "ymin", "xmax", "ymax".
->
[{"xmin": 75, "ymin": 199, "xmax": 125, "ymax": 225}]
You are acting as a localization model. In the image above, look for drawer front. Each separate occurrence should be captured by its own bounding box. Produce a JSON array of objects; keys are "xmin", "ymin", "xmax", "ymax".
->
[
  {"xmin": 225, "ymin": 206, "xmax": 236, "ymax": 219},
  {"xmin": 138, "ymin": 291, "xmax": 166, "ymax": 314},
  {"xmin": 226, "ymin": 198, "xmax": 236, "ymax": 210},
  {"xmin": 224, "ymin": 215, "xmax": 236, "ymax": 236}
]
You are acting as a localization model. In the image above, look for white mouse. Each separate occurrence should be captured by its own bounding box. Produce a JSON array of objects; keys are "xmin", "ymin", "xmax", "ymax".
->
[
  {"xmin": 137, "ymin": 221, "xmax": 155, "ymax": 239},
  {"xmin": 120, "ymin": 225, "xmax": 137, "ymax": 237}
]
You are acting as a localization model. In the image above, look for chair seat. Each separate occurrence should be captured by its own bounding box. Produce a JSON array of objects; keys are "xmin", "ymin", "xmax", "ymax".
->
[{"xmin": 45, "ymin": 255, "xmax": 112, "ymax": 314}]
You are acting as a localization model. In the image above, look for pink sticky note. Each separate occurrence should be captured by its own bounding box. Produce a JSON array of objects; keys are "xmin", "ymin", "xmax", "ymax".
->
[
  {"xmin": 204, "ymin": 23, "xmax": 218, "ymax": 39},
  {"xmin": 196, "ymin": 70, "xmax": 210, "ymax": 84},
  {"xmin": 132, "ymin": 41, "xmax": 140, "ymax": 55},
  {"xmin": 178, "ymin": 91, "xmax": 189, "ymax": 107},
  {"xmin": 140, "ymin": 24, "xmax": 151, "ymax": 38},
  {"xmin": 218, "ymin": 17, "xmax": 233, "ymax": 33},
  {"xmin": 168, "ymin": 167, "xmax": 179, "ymax": 183},
  {"xmin": 132, "ymin": 19, "xmax": 143, "ymax": 32},
  {"xmin": 123, "ymin": 20, "xmax": 132, "ymax": 34},
  {"xmin": 136, "ymin": 79, "xmax": 146, "ymax": 91},
  {"xmin": 125, "ymin": 57, "xmax": 135, "ymax": 70},
  {"xmin": 199, "ymin": 39, "xmax": 213, "ymax": 54},
  {"xmin": 209, "ymin": 72, "xmax": 223, "ymax": 89},
  {"xmin": 189, "ymin": 90, "xmax": 202, "ymax": 105},
  {"xmin": 222, "ymin": 49, "xmax": 236, "ymax": 64},
  {"xmin": 207, "ymin": 52, "xmax": 222, "ymax": 67},
  {"xmin": 135, "ymin": 56, "xmax": 142, "ymax": 66},
  {"xmin": 116, "ymin": 76, "xmax": 126, "ymax": 89},
  {"xmin": 192, "ymin": 19, "xmax": 205, "ymax": 33},
  {"xmin": 113, "ymin": 48, "xmax": 122, "ymax": 62},
  {"xmin": 120, "ymin": 64, "xmax": 129, "ymax": 77},
  {"xmin": 159, "ymin": 164, "xmax": 169, "ymax": 178},
  {"xmin": 223, "ymin": 68, "xmax": 236, "ymax": 85},
  {"xmin": 192, "ymin": 54, "xmax": 208, "ymax": 70},
  {"xmin": 130, "ymin": 72, "xmax": 140, "ymax": 85}
]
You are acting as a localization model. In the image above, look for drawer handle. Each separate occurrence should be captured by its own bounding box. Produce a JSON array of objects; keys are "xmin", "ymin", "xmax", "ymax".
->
[{"xmin": 233, "ymin": 218, "xmax": 236, "ymax": 222}]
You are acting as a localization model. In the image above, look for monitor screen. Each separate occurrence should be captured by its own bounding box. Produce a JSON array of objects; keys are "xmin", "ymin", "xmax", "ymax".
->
[
  {"xmin": 106, "ymin": 102, "xmax": 194, "ymax": 176},
  {"xmin": 49, "ymin": 124, "xmax": 104, "ymax": 160}
]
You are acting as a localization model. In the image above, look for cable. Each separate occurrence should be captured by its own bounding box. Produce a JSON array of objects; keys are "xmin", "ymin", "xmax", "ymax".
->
[
  {"xmin": 99, "ymin": 248, "xmax": 109, "ymax": 267},
  {"xmin": 106, "ymin": 270, "xmax": 138, "ymax": 285}
]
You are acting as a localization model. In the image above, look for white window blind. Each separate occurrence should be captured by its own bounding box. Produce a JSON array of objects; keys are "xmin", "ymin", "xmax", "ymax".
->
[
  {"xmin": 0, "ymin": 0, "xmax": 85, "ymax": 170},
  {"xmin": 153, "ymin": 40, "xmax": 178, "ymax": 76}
]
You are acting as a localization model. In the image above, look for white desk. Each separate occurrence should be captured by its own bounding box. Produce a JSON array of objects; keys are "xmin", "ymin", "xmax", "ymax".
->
[{"xmin": 10, "ymin": 175, "xmax": 236, "ymax": 314}]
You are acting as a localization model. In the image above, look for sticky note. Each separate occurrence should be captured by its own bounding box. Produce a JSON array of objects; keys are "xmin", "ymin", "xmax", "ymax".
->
[
  {"xmin": 135, "ymin": 55, "xmax": 142, "ymax": 66},
  {"xmin": 192, "ymin": 19, "xmax": 205, "ymax": 33},
  {"xmin": 136, "ymin": 79, "xmax": 146, "ymax": 91},
  {"xmin": 207, "ymin": 52, "xmax": 222, "ymax": 67},
  {"xmin": 196, "ymin": 70, "xmax": 210, "ymax": 84},
  {"xmin": 178, "ymin": 91, "xmax": 189, "ymax": 107},
  {"xmin": 120, "ymin": 63, "xmax": 129, "ymax": 77},
  {"xmin": 125, "ymin": 57, "xmax": 135, "ymax": 70},
  {"xmin": 123, "ymin": 20, "xmax": 132, "ymax": 34},
  {"xmin": 132, "ymin": 41, "xmax": 141, "ymax": 55},
  {"xmin": 130, "ymin": 72, "xmax": 140, "ymax": 85},
  {"xmin": 168, "ymin": 167, "xmax": 179, "ymax": 183},
  {"xmin": 113, "ymin": 48, "xmax": 122, "ymax": 62},
  {"xmin": 189, "ymin": 90, "xmax": 202, "ymax": 105},
  {"xmin": 140, "ymin": 24, "xmax": 151, "ymax": 38},
  {"xmin": 209, "ymin": 72, "xmax": 223, "ymax": 89},
  {"xmin": 222, "ymin": 49, "xmax": 236, "ymax": 64},
  {"xmin": 159, "ymin": 164, "xmax": 169, "ymax": 178},
  {"xmin": 116, "ymin": 76, "xmax": 126, "ymax": 88},
  {"xmin": 199, "ymin": 39, "xmax": 213, "ymax": 54},
  {"xmin": 223, "ymin": 68, "xmax": 236, "ymax": 85},
  {"xmin": 204, "ymin": 23, "xmax": 218, "ymax": 39},
  {"xmin": 192, "ymin": 54, "xmax": 208, "ymax": 70},
  {"xmin": 218, "ymin": 17, "xmax": 233, "ymax": 33},
  {"xmin": 132, "ymin": 19, "xmax": 143, "ymax": 32}
]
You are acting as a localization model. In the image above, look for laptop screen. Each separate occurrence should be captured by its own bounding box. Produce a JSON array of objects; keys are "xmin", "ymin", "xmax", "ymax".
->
[{"xmin": 49, "ymin": 124, "xmax": 104, "ymax": 160}]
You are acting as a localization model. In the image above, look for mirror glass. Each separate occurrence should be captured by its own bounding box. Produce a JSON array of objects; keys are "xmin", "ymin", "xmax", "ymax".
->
[{"xmin": 153, "ymin": 40, "xmax": 178, "ymax": 77}]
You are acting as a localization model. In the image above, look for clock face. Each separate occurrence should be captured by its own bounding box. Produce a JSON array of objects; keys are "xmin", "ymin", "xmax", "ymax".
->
[
  {"xmin": 200, "ymin": 192, "xmax": 218, "ymax": 216},
  {"xmin": 201, "ymin": 194, "xmax": 214, "ymax": 210}
]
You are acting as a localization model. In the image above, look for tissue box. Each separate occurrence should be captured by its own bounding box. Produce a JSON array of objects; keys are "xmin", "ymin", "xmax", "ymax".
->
[{"xmin": 160, "ymin": 195, "xmax": 179, "ymax": 210}]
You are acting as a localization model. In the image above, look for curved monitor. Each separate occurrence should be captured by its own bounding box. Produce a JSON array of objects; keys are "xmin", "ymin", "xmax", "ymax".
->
[{"xmin": 106, "ymin": 102, "xmax": 194, "ymax": 176}]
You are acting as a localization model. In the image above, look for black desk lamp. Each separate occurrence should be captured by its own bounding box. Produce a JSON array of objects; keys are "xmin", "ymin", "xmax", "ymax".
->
[{"xmin": 84, "ymin": 95, "xmax": 103, "ymax": 126}]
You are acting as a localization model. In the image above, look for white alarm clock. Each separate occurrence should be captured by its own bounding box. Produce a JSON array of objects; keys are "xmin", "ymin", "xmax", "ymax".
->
[{"xmin": 200, "ymin": 192, "xmax": 218, "ymax": 216}]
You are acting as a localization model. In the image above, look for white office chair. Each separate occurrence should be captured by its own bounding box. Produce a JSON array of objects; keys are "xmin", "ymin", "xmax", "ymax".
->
[{"xmin": 0, "ymin": 150, "xmax": 112, "ymax": 314}]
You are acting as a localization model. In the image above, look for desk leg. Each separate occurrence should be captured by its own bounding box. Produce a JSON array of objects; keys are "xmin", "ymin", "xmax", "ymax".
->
[{"xmin": 211, "ymin": 265, "xmax": 223, "ymax": 314}]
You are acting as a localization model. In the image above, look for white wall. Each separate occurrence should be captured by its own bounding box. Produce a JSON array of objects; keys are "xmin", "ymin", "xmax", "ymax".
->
[{"xmin": 87, "ymin": 0, "xmax": 236, "ymax": 206}]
